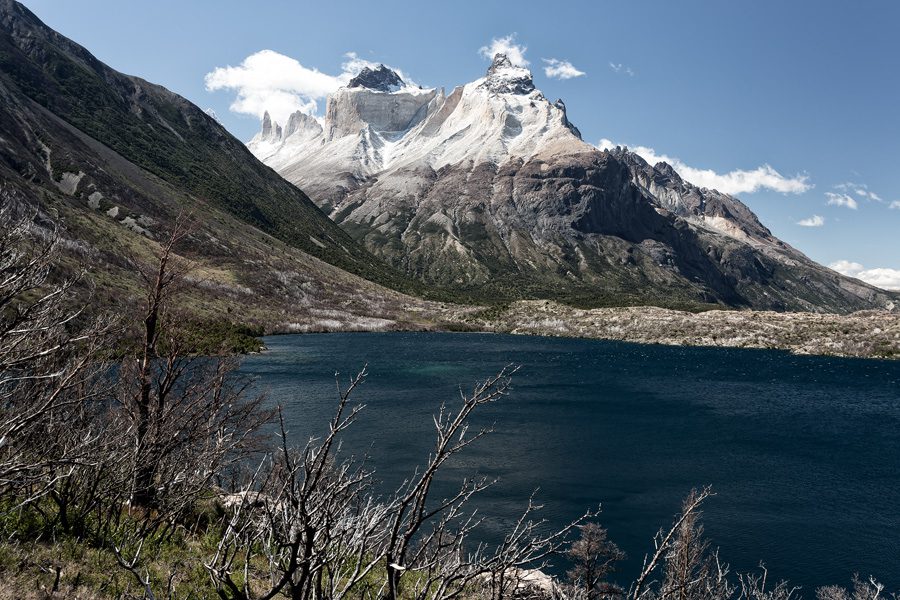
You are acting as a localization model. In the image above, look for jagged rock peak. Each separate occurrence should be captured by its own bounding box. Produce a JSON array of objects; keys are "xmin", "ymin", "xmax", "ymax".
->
[
  {"xmin": 347, "ymin": 64, "xmax": 404, "ymax": 92},
  {"xmin": 604, "ymin": 144, "xmax": 637, "ymax": 165},
  {"xmin": 482, "ymin": 53, "xmax": 535, "ymax": 95},
  {"xmin": 654, "ymin": 161, "xmax": 680, "ymax": 180},
  {"xmin": 606, "ymin": 146, "xmax": 687, "ymax": 185},
  {"xmin": 261, "ymin": 111, "xmax": 273, "ymax": 137},
  {"xmin": 284, "ymin": 110, "xmax": 323, "ymax": 138},
  {"xmin": 488, "ymin": 53, "xmax": 515, "ymax": 72},
  {"xmin": 554, "ymin": 98, "xmax": 582, "ymax": 140}
]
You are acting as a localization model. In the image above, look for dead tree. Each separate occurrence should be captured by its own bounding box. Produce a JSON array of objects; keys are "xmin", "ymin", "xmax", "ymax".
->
[
  {"xmin": 566, "ymin": 523, "xmax": 625, "ymax": 600},
  {"xmin": 629, "ymin": 487, "xmax": 714, "ymax": 600},
  {"xmin": 381, "ymin": 367, "xmax": 518, "ymax": 600},
  {"xmin": 129, "ymin": 215, "xmax": 195, "ymax": 508},
  {"xmin": 110, "ymin": 214, "xmax": 270, "ymax": 528},
  {"xmin": 659, "ymin": 489, "xmax": 713, "ymax": 600},
  {"xmin": 79, "ymin": 215, "xmax": 272, "ymax": 598}
]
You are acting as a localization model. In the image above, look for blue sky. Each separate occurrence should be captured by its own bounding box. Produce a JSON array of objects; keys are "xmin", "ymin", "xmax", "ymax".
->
[{"xmin": 20, "ymin": 0, "xmax": 900, "ymax": 288}]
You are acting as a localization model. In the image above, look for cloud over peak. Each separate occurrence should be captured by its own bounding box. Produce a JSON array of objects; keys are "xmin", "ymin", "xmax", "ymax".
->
[
  {"xmin": 596, "ymin": 139, "xmax": 813, "ymax": 196},
  {"xmin": 478, "ymin": 34, "xmax": 529, "ymax": 67},
  {"xmin": 204, "ymin": 50, "xmax": 406, "ymax": 126},
  {"xmin": 205, "ymin": 50, "xmax": 338, "ymax": 125}
]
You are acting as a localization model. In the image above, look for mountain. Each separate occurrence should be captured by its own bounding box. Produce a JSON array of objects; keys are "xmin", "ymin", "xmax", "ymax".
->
[
  {"xmin": 0, "ymin": 0, "xmax": 443, "ymax": 332},
  {"xmin": 251, "ymin": 55, "xmax": 897, "ymax": 313}
]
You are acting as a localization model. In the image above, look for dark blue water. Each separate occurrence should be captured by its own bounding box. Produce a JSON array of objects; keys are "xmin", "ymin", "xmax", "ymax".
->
[{"xmin": 238, "ymin": 332, "xmax": 900, "ymax": 590}]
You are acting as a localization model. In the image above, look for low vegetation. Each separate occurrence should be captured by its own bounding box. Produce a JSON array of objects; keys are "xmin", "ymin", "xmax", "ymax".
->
[
  {"xmin": 179, "ymin": 320, "xmax": 265, "ymax": 355},
  {"xmin": 462, "ymin": 300, "xmax": 900, "ymax": 359},
  {"xmin": 0, "ymin": 213, "xmax": 894, "ymax": 599}
]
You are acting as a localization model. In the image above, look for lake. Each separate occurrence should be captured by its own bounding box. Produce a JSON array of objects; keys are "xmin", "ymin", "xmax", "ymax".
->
[{"xmin": 239, "ymin": 332, "xmax": 900, "ymax": 591}]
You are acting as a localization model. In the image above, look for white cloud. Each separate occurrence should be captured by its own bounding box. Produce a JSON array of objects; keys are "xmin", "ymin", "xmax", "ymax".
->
[
  {"xmin": 609, "ymin": 62, "xmax": 634, "ymax": 77},
  {"xmin": 835, "ymin": 182, "xmax": 883, "ymax": 202},
  {"xmin": 341, "ymin": 52, "xmax": 378, "ymax": 76},
  {"xmin": 205, "ymin": 50, "xmax": 341, "ymax": 125},
  {"xmin": 542, "ymin": 58, "xmax": 585, "ymax": 80},
  {"xmin": 889, "ymin": 201, "xmax": 900, "ymax": 210},
  {"xmin": 596, "ymin": 139, "xmax": 813, "ymax": 195},
  {"xmin": 479, "ymin": 34, "xmax": 529, "ymax": 67},
  {"xmin": 825, "ymin": 192, "xmax": 859, "ymax": 210},
  {"xmin": 829, "ymin": 260, "xmax": 900, "ymax": 291},
  {"xmin": 797, "ymin": 215, "xmax": 825, "ymax": 227},
  {"xmin": 830, "ymin": 260, "xmax": 865, "ymax": 274},
  {"xmin": 861, "ymin": 190, "xmax": 882, "ymax": 201},
  {"xmin": 204, "ymin": 50, "xmax": 410, "ymax": 126}
]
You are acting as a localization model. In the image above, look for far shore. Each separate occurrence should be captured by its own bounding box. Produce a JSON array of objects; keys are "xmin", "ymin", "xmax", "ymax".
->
[{"xmin": 260, "ymin": 300, "xmax": 900, "ymax": 360}]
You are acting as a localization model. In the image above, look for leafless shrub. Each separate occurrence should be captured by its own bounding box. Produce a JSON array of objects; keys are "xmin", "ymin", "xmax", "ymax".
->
[
  {"xmin": 737, "ymin": 566, "xmax": 800, "ymax": 600},
  {"xmin": 0, "ymin": 211, "xmax": 115, "ymax": 510},
  {"xmin": 817, "ymin": 576, "xmax": 893, "ymax": 600}
]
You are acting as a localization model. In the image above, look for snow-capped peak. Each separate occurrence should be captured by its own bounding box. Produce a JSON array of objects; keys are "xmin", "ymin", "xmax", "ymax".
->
[
  {"xmin": 347, "ymin": 64, "xmax": 405, "ymax": 92},
  {"xmin": 481, "ymin": 53, "xmax": 535, "ymax": 95}
]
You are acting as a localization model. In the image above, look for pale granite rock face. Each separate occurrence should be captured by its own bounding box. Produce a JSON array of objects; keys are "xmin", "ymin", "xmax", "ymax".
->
[
  {"xmin": 283, "ymin": 111, "xmax": 322, "ymax": 140},
  {"xmin": 323, "ymin": 86, "xmax": 436, "ymax": 140}
]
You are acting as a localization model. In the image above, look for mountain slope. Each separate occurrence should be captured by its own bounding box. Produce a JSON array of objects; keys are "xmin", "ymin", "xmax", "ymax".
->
[
  {"xmin": 0, "ymin": 0, "xmax": 423, "ymax": 296},
  {"xmin": 251, "ymin": 55, "xmax": 897, "ymax": 313},
  {"xmin": 0, "ymin": 0, "xmax": 455, "ymax": 332}
]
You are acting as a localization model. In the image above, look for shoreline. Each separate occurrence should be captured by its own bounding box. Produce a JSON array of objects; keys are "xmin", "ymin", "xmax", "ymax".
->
[{"xmin": 261, "ymin": 300, "xmax": 900, "ymax": 361}]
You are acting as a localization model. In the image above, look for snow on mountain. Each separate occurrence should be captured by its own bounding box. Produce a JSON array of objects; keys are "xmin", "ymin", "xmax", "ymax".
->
[{"xmin": 248, "ymin": 54, "xmax": 592, "ymax": 200}]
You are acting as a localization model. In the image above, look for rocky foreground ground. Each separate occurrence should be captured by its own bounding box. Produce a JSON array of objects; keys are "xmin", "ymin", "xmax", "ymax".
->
[{"xmin": 457, "ymin": 301, "xmax": 900, "ymax": 359}]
